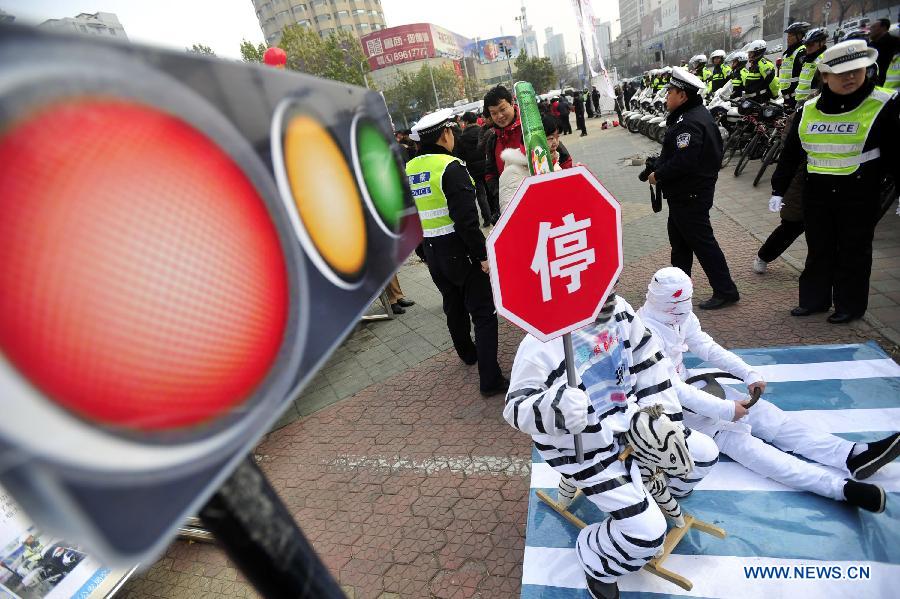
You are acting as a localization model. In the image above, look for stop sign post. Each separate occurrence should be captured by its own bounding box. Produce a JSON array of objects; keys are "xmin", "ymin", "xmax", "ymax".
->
[{"xmin": 487, "ymin": 166, "xmax": 623, "ymax": 461}]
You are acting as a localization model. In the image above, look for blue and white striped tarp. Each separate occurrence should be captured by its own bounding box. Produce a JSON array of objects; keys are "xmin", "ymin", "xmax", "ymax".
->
[{"xmin": 522, "ymin": 342, "xmax": 900, "ymax": 598}]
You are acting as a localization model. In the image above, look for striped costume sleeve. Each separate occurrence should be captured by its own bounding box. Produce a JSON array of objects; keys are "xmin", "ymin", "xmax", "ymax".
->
[
  {"xmin": 503, "ymin": 342, "xmax": 577, "ymax": 437},
  {"xmin": 628, "ymin": 311, "xmax": 684, "ymax": 420}
]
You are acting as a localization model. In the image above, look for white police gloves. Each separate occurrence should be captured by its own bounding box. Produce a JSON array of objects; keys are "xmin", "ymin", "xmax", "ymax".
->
[
  {"xmin": 768, "ymin": 195, "xmax": 784, "ymax": 212},
  {"xmin": 559, "ymin": 387, "xmax": 590, "ymax": 434}
]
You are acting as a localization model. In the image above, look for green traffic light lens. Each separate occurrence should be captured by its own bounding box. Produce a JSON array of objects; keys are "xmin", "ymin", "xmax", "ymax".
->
[{"xmin": 356, "ymin": 121, "xmax": 405, "ymax": 232}]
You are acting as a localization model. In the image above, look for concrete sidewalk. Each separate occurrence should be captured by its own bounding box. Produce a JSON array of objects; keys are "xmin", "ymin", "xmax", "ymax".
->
[{"xmin": 121, "ymin": 117, "xmax": 898, "ymax": 599}]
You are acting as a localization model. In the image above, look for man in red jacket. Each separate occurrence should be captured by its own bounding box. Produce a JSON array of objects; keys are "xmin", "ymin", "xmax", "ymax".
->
[{"xmin": 482, "ymin": 85, "xmax": 525, "ymax": 185}]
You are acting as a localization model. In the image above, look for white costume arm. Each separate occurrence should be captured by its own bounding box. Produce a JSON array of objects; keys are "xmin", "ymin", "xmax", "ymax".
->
[
  {"xmin": 626, "ymin": 308, "xmax": 685, "ymax": 422},
  {"xmin": 674, "ymin": 379, "xmax": 736, "ymax": 421},
  {"xmin": 503, "ymin": 339, "xmax": 582, "ymax": 437},
  {"xmin": 683, "ymin": 314, "xmax": 764, "ymax": 385}
]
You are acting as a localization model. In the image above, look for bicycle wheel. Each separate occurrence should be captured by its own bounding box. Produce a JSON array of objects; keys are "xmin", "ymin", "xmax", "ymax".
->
[
  {"xmin": 655, "ymin": 125, "xmax": 666, "ymax": 144},
  {"xmin": 720, "ymin": 126, "xmax": 744, "ymax": 168},
  {"xmin": 753, "ymin": 137, "xmax": 781, "ymax": 187},
  {"xmin": 734, "ymin": 134, "xmax": 759, "ymax": 177}
]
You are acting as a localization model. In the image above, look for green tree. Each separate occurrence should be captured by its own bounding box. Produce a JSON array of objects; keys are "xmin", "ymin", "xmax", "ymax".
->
[
  {"xmin": 188, "ymin": 43, "xmax": 215, "ymax": 56},
  {"xmin": 239, "ymin": 40, "xmax": 266, "ymax": 63},
  {"xmin": 514, "ymin": 50, "xmax": 557, "ymax": 93},
  {"xmin": 382, "ymin": 64, "xmax": 466, "ymax": 125},
  {"xmin": 275, "ymin": 25, "xmax": 369, "ymax": 86}
]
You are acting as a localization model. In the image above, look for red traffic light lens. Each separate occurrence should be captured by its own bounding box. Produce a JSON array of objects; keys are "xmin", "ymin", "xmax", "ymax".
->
[{"xmin": 0, "ymin": 99, "xmax": 289, "ymax": 431}]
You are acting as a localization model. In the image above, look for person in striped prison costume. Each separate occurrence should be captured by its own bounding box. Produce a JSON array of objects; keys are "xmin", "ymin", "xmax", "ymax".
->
[
  {"xmin": 504, "ymin": 291, "xmax": 719, "ymax": 599},
  {"xmin": 638, "ymin": 267, "xmax": 900, "ymax": 514}
]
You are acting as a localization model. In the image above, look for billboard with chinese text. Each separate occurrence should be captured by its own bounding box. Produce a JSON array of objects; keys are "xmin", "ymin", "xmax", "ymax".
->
[{"xmin": 361, "ymin": 23, "xmax": 471, "ymax": 71}]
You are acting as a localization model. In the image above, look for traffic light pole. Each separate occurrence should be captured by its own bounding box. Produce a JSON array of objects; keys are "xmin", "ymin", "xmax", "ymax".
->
[{"xmin": 199, "ymin": 456, "xmax": 345, "ymax": 599}]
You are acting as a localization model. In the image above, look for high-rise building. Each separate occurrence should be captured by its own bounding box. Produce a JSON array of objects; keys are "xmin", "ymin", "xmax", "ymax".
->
[
  {"xmin": 252, "ymin": 0, "xmax": 387, "ymax": 46},
  {"xmin": 618, "ymin": 0, "xmax": 642, "ymax": 33},
  {"xmin": 543, "ymin": 27, "xmax": 566, "ymax": 65},
  {"xmin": 38, "ymin": 12, "xmax": 127, "ymax": 40},
  {"xmin": 593, "ymin": 19, "xmax": 612, "ymax": 65}
]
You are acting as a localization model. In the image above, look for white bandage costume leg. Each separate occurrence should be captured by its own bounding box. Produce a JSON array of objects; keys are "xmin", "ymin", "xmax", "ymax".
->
[{"xmin": 711, "ymin": 387, "xmax": 849, "ymax": 500}]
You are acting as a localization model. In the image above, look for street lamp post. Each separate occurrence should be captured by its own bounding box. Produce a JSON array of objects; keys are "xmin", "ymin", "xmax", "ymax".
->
[
  {"xmin": 342, "ymin": 48, "xmax": 370, "ymax": 89},
  {"xmin": 428, "ymin": 63, "xmax": 441, "ymax": 109},
  {"xmin": 358, "ymin": 58, "xmax": 370, "ymax": 89}
]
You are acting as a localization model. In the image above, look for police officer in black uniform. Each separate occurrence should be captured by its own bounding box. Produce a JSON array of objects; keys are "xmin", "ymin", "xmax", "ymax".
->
[
  {"xmin": 407, "ymin": 109, "xmax": 508, "ymax": 396},
  {"xmin": 648, "ymin": 67, "xmax": 740, "ymax": 309}
]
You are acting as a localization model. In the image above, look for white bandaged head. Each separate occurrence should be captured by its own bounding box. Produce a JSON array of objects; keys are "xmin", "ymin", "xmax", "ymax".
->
[{"xmin": 644, "ymin": 267, "xmax": 693, "ymax": 326}]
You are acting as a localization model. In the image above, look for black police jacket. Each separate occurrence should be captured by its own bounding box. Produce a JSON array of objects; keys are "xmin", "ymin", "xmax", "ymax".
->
[{"xmin": 654, "ymin": 95, "xmax": 724, "ymax": 199}]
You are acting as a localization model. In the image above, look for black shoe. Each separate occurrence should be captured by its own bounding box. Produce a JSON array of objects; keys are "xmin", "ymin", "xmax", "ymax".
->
[
  {"xmin": 480, "ymin": 376, "xmax": 509, "ymax": 398},
  {"xmin": 396, "ymin": 298, "xmax": 415, "ymax": 308},
  {"xmin": 581, "ymin": 132, "xmax": 588, "ymax": 137},
  {"xmin": 827, "ymin": 312, "xmax": 860, "ymax": 324},
  {"xmin": 390, "ymin": 303, "xmax": 406, "ymax": 315},
  {"xmin": 459, "ymin": 351, "xmax": 477, "ymax": 365},
  {"xmin": 847, "ymin": 433, "xmax": 900, "ymax": 480},
  {"xmin": 843, "ymin": 480, "xmax": 886, "ymax": 513},
  {"xmin": 586, "ymin": 575, "xmax": 620, "ymax": 599},
  {"xmin": 698, "ymin": 295, "xmax": 738, "ymax": 310},
  {"xmin": 790, "ymin": 306, "xmax": 829, "ymax": 317}
]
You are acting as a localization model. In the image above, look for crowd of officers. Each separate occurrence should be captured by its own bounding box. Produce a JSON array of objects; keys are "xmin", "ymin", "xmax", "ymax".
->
[{"xmin": 635, "ymin": 19, "xmax": 899, "ymax": 324}]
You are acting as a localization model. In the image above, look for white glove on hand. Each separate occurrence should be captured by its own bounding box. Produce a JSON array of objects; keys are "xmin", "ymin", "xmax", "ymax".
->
[
  {"xmin": 768, "ymin": 195, "xmax": 784, "ymax": 212},
  {"xmin": 559, "ymin": 387, "xmax": 589, "ymax": 434}
]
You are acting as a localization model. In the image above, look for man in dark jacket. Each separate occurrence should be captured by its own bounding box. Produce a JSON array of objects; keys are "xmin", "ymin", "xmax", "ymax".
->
[
  {"xmin": 591, "ymin": 86, "xmax": 601, "ymax": 115},
  {"xmin": 558, "ymin": 94, "xmax": 572, "ymax": 134},
  {"xmin": 648, "ymin": 67, "xmax": 739, "ymax": 310},
  {"xmin": 869, "ymin": 18, "xmax": 899, "ymax": 86},
  {"xmin": 477, "ymin": 110, "xmax": 500, "ymax": 220},
  {"xmin": 457, "ymin": 111, "xmax": 494, "ymax": 226},
  {"xmin": 573, "ymin": 91, "xmax": 587, "ymax": 136}
]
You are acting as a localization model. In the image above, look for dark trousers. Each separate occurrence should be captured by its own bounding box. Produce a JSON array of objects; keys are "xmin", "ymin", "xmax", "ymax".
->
[
  {"xmin": 559, "ymin": 114, "xmax": 572, "ymax": 134},
  {"xmin": 667, "ymin": 194, "xmax": 739, "ymax": 300},
  {"xmin": 473, "ymin": 178, "xmax": 492, "ymax": 225},
  {"xmin": 485, "ymin": 178, "xmax": 500, "ymax": 217},
  {"xmin": 758, "ymin": 219, "xmax": 804, "ymax": 263},
  {"xmin": 575, "ymin": 112, "xmax": 587, "ymax": 135},
  {"xmin": 423, "ymin": 243, "xmax": 503, "ymax": 390},
  {"xmin": 799, "ymin": 194, "xmax": 877, "ymax": 316}
]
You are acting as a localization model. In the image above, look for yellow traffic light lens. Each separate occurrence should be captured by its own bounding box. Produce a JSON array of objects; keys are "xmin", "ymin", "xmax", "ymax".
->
[{"xmin": 283, "ymin": 115, "xmax": 366, "ymax": 280}]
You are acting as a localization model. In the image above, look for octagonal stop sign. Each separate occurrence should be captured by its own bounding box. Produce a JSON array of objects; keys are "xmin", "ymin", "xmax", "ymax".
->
[{"xmin": 487, "ymin": 166, "xmax": 622, "ymax": 342}]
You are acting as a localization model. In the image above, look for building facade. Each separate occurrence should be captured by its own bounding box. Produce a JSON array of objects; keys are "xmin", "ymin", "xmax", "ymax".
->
[
  {"xmin": 252, "ymin": 0, "xmax": 386, "ymax": 46},
  {"xmin": 38, "ymin": 12, "xmax": 127, "ymax": 40},
  {"xmin": 611, "ymin": 0, "xmax": 766, "ymax": 76}
]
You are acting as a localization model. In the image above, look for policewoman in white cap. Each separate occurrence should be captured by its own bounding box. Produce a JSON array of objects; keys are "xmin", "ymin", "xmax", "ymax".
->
[
  {"xmin": 406, "ymin": 109, "xmax": 508, "ymax": 395},
  {"xmin": 647, "ymin": 67, "xmax": 740, "ymax": 310},
  {"xmin": 770, "ymin": 40, "xmax": 900, "ymax": 323}
]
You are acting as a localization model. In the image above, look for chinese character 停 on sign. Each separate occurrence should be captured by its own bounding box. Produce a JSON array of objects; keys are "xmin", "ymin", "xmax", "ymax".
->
[{"xmin": 530, "ymin": 213, "xmax": 595, "ymax": 302}]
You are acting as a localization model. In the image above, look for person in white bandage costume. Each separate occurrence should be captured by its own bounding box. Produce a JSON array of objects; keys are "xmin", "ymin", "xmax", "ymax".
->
[
  {"xmin": 504, "ymin": 291, "xmax": 719, "ymax": 599},
  {"xmin": 638, "ymin": 267, "xmax": 899, "ymax": 514}
]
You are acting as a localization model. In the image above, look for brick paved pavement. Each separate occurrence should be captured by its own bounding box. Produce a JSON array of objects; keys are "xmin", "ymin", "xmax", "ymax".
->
[{"xmin": 121, "ymin": 117, "xmax": 897, "ymax": 599}]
